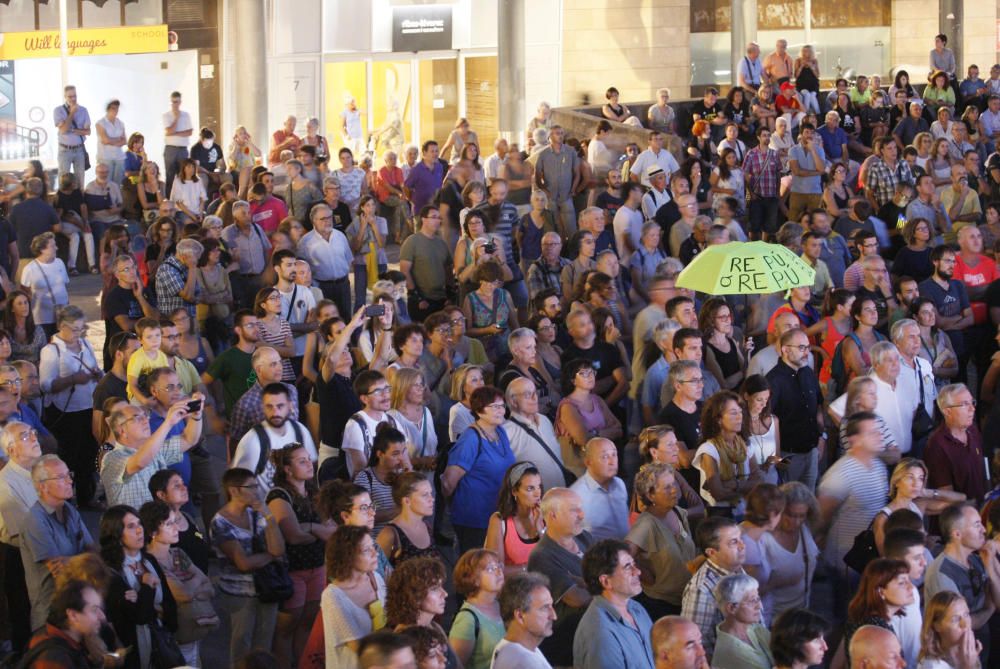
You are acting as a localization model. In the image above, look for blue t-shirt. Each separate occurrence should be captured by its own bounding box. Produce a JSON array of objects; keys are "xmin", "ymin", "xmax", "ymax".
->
[
  {"xmin": 817, "ymin": 125, "xmax": 848, "ymax": 160},
  {"xmin": 448, "ymin": 425, "xmax": 515, "ymax": 529},
  {"xmin": 917, "ymin": 277, "xmax": 970, "ymax": 323},
  {"xmin": 149, "ymin": 410, "xmax": 191, "ymax": 485}
]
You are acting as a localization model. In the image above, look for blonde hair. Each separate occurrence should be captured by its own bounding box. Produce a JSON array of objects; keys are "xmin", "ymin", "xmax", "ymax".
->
[
  {"xmin": 638, "ymin": 425, "xmax": 675, "ymax": 462},
  {"xmin": 889, "ymin": 458, "xmax": 928, "ymax": 499},
  {"xmin": 919, "ymin": 591, "xmax": 966, "ymax": 662},
  {"xmin": 449, "ymin": 364, "xmax": 484, "ymax": 402},
  {"xmin": 390, "ymin": 367, "xmax": 426, "ymax": 410}
]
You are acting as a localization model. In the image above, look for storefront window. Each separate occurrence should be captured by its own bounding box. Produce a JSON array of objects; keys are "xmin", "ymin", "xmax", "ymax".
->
[
  {"xmin": 371, "ymin": 61, "xmax": 413, "ymax": 155},
  {"xmin": 81, "ymin": 0, "xmax": 122, "ymax": 28},
  {"xmin": 0, "ymin": 0, "xmax": 38, "ymax": 31},
  {"xmin": 36, "ymin": 0, "xmax": 79, "ymax": 30},
  {"xmin": 324, "ymin": 62, "xmax": 368, "ymax": 149},
  {"xmin": 464, "ymin": 56, "xmax": 498, "ymax": 146},
  {"xmin": 419, "ymin": 58, "xmax": 458, "ymax": 151},
  {"xmin": 124, "ymin": 0, "xmax": 163, "ymax": 26}
]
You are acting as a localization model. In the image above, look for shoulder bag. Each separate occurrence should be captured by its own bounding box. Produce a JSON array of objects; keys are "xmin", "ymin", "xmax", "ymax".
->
[{"xmin": 249, "ymin": 510, "xmax": 293, "ymax": 604}]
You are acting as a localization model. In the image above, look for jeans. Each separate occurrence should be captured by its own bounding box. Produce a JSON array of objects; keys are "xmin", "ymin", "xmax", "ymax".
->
[
  {"xmin": 784, "ymin": 448, "xmax": 819, "ymax": 492},
  {"xmin": 99, "ymin": 158, "xmax": 125, "ymax": 185},
  {"xmin": 550, "ymin": 199, "xmax": 577, "ymax": 238},
  {"xmin": 217, "ymin": 592, "xmax": 278, "ymax": 666},
  {"xmin": 164, "ymin": 145, "xmax": 189, "ymax": 194},
  {"xmin": 57, "ymin": 146, "xmax": 87, "ymax": 179},
  {"xmin": 59, "ymin": 221, "xmax": 96, "ymax": 271}
]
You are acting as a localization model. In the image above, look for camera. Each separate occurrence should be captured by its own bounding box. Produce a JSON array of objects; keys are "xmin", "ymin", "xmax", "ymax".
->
[{"xmin": 483, "ymin": 241, "xmax": 497, "ymax": 255}]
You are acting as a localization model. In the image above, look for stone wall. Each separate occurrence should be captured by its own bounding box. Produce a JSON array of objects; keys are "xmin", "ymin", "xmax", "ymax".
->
[{"xmin": 891, "ymin": 0, "xmax": 938, "ymax": 80}]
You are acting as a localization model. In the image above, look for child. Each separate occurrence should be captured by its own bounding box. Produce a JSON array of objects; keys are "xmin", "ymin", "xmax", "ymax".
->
[
  {"xmin": 126, "ymin": 317, "xmax": 168, "ymax": 404},
  {"xmin": 54, "ymin": 172, "xmax": 97, "ymax": 276}
]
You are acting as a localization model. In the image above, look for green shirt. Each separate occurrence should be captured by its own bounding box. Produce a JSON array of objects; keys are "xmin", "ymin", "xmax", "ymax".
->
[
  {"xmin": 204, "ymin": 346, "xmax": 253, "ymax": 416},
  {"xmin": 399, "ymin": 232, "xmax": 452, "ymax": 301},
  {"xmin": 448, "ymin": 602, "xmax": 506, "ymax": 669}
]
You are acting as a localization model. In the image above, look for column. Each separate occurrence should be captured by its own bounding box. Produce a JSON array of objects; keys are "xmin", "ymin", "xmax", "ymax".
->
[
  {"xmin": 232, "ymin": 0, "xmax": 267, "ymax": 150},
  {"xmin": 498, "ymin": 0, "xmax": 526, "ymax": 143},
  {"xmin": 940, "ymin": 0, "xmax": 963, "ymax": 71},
  {"xmin": 731, "ymin": 0, "xmax": 758, "ymax": 87}
]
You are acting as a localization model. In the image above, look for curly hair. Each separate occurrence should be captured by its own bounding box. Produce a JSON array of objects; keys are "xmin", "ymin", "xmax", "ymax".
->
[
  {"xmin": 325, "ymin": 525, "xmax": 371, "ymax": 583},
  {"xmin": 453, "ymin": 549, "xmax": 501, "ymax": 597},
  {"xmin": 560, "ymin": 358, "xmax": 596, "ymax": 396},
  {"xmin": 386, "ymin": 557, "xmax": 446, "ymax": 627},
  {"xmin": 317, "ymin": 480, "xmax": 367, "ymax": 524},
  {"xmin": 633, "ymin": 462, "xmax": 674, "ymax": 508},
  {"xmin": 391, "ymin": 323, "xmax": 426, "ymax": 356},
  {"xmin": 697, "ymin": 297, "xmax": 731, "ymax": 337},
  {"xmin": 138, "ymin": 500, "xmax": 172, "ymax": 545},
  {"xmin": 398, "ymin": 624, "xmax": 449, "ymax": 665}
]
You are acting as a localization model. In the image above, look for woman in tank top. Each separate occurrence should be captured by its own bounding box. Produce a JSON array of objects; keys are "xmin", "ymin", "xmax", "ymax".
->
[
  {"xmin": 376, "ymin": 472, "xmax": 442, "ymax": 567},
  {"xmin": 485, "ymin": 462, "xmax": 545, "ymax": 574}
]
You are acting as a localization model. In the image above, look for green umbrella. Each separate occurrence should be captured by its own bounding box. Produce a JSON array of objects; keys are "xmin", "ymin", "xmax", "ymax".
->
[{"xmin": 676, "ymin": 241, "xmax": 816, "ymax": 295}]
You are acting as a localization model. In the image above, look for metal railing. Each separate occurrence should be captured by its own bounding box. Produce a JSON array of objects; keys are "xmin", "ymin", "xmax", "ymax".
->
[{"xmin": 0, "ymin": 123, "xmax": 41, "ymax": 161}]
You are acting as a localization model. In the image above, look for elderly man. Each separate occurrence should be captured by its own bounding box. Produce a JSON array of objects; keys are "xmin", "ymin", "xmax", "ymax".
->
[
  {"xmin": 527, "ymin": 488, "xmax": 594, "ymax": 667},
  {"xmin": 678, "ymin": 216, "xmax": 713, "ymax": 266},
  {"xmin": 641, "ymin": 166, "xmax": 671, "ymax": 221},
  {"xmin": 0, "ymin": 365, "xmax": 55, "ymax": 454},
  {"xmin": 639, "ymin": 320, "xmax": 679, "ymax": 425},
  {"xmin": 0, "ymin": 421, "xmax": 42, "ymax": 651},
  {"xmin": 940, "ymin": 164, "xmax": 982, "ymax": 239},
  {"xmin": 848, "ymin": 625, "xmax": 906, "ymax": 669},
  {"xmin": 651, "ymin": 616, "xmax": 708, "ymax": 669},
  {"xmin": 668, "ymin": 194, "xmax": 701, "ymax": 257},
  {"xmin": 222, "ymin": 200, "xmax": 272, "ymax": 311},
  {"xmin": 492, "ymin": 572, "xmax": 557, "ymax": 669},
  {"xmin": 297, "ymin": 203, "xmax": 354, "ymax": 319},
  {"xmin": 83, "ymin": 162, "xmax": 126, "ymax": 238},
  {"xmin": 954, "ymin": 225, "xmax": 997, "ymax": 301},
  {"xmin": 154, "ymin": 237, "xmax": 202, "ymax": 320},
  {"xmin": 505, "ymin": 377, "xmax": 571, "ymax": 490},
  {"xmin": 20, "ymin": 455, "xmax": 96, "ymax": 632},
  {"xmin": 53, "ymin": 85, "xmax": 90, "ymax": 179},
  {"xmin": 924, "ymin": 502, "xmax": 1000, "ymax": 657},
  {"xmin": 499, "ymin": 328, "xmax": 558, "ymax": 415},
  {"xmin": 577, "ymin": 205, "xmax": 616, "ymax": 255},
  {"xmin": 892, "ymin": 319, "xmax": 937, "ymax": 457},
  {"xmin": 232, "ymin": 383, "xmax": 316, "ymax": 490},
  {"xmin": 681, "ymin": 517, "xmax": 746, "ymax": 659},
  {"xmin": 831, "ymin": 342, "xmax": 912, "ymax": 455},
  {"xmin": 738, "ymin": 42, "xmax": 765, "ymax": 91},
  {"xmin": 763, "ymin": 39, "xmax": 793, "ymax": 86},
  {"xmin": 484, "ymin": 137, "xmax": 509, "ymax": 183},
  {"xmin": 925, "ymin": 383, "xmax": 988, "ymax": 503},
  {"xmin": 534, "ymin": 125, "xmax": 581, "ymax": 238},
  {"xmin": 767, "ymin": 329, "xmax": 825, "ymax": 490},
  {"xmin": 906, "ymin": 176, "xmax": 951, "ymax": 242},
  {"xmin": 229, "ymin": 346, "xmax": 301, "ymax": 443},
  {"xmin": 630, "ymin": 131, "xmax": 681, "ymax": 187},
  {"xmin": 569, "ymin": 438, "xmax": 628, "ymax": 542},
  {"xmin": 100, "ymin": 395, "xmax": 202, "ymax": 508},
  {"xmin": 573, "ymin": 539, "xmax": 655, "ymax": 669},
  {"xmin": 527, "ymin": 232, "xmax": 571, "ymax": 301},
  {"xmin": 269, "ymin": 115, "xmax": 301, "ymax": 166}
]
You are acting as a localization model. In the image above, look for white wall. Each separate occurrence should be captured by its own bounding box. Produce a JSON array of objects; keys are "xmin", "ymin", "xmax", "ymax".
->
[{"xmin": 13, "ymin": 50, "xmax": 200, "ymax": 180}]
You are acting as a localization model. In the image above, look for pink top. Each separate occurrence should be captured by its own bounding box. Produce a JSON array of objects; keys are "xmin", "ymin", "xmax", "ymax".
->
[{"xmin": 500, "ymin": 515, "xmax": 539, "ymax": 567}]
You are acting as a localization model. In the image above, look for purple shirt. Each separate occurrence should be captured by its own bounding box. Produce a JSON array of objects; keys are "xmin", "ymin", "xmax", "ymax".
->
[{"xmin": 404, "ymin": 160, "xmax": 444, "ymax": 213}]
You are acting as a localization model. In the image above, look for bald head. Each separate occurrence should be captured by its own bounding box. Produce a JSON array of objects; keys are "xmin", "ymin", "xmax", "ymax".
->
[
  {"xmin": 652, "ymin": 616, "xmax": 706, "ymax": 669},
  {"xmin": 849, "ymin": 625, "xmax": 904, "ymax": 669}
]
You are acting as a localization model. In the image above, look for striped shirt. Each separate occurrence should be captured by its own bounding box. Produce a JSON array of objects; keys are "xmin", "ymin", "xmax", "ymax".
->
[{"xmin": 817, "ymin": 454, "xmax": 888, "ymax": 569}]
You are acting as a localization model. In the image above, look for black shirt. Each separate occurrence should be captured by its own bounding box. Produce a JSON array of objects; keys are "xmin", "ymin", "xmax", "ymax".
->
[
  {"xmin": 315, "ymin": 370, "xmax": 363, "ymax": 447},
  {"xmin": 766, "ymin": 360, "xmax": 822, "ymax": 453},
  {"xmin": 855, "ymin": 284, "xmax": 891, "ymax": 332},
  {"xmin": 560, "ymin": 341, "xmax": 624, "ymax": 385},
  {"xmin": 658, "ymin": 401, "xmax": 702, "ymax": 451},
  {"xmin": 190, "ymin": 142, "xmax": 224, "ymax": 171},
  {"xmin": 0, "ymin": 216, "xmax": 16, "ymax": 276},
  {"xmin": 328, "ymin": 200, "xmax": 353, "ymax": 234},
  {"xmin": 93, "ymin": 372, "xmax": 128, "ymax": 409},
  {"xmin": 594, "ymin": 191, "xmax": 624, "ymax": 221},
  {"xmin": 9, "ymin": 198, "xmax": 57, "ymax": 259}
]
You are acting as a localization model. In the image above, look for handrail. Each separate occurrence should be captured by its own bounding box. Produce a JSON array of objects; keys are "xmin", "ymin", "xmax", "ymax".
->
[{"xmin": 0, "ymin": 122, "xmax": 41, "ymax": 161}]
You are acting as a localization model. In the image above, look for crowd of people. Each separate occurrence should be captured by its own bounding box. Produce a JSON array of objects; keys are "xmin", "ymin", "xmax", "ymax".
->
[{"xmin": 5, "ymin": 32, "xmax": 1000, "ymax": 669}]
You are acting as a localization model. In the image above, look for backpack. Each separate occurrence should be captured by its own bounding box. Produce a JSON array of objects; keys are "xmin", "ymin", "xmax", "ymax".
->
[
  {"xmin": 350, "ymin": 412, "xmax": 397, "ymax": 466},
  {"xmin": 828, "ymin": 331, "xmax": 886, "ymax": 398},
  {"xmin": 253, "ymin": 421, "xmax": 305, "ymax": 475}
]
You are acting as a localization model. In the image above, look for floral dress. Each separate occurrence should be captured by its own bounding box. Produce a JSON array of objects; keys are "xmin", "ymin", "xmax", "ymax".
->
[{"xmin": 468, "ymin": 288, "xmax": 512, "ymax": 358}]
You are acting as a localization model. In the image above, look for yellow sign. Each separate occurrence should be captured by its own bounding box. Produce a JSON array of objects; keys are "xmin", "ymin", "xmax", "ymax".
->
[{"xmin": 0, "ymin": 24, "xmax": 168, "ymax": 60}]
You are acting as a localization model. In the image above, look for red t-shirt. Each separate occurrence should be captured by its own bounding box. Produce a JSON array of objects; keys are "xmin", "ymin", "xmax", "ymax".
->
[
  {"xmin": 250, "ymin": 196, "xmax": 289, "ymax": 234},
  {"xmin": 269, "ymin": 130, "xmax": 301, "ymax": 166},
  {"xmin": 774, "ymin": 94, "xmax": 802, "ymax": 114},
  {"xmin": 953, "ymin": 252, "xmax": 999, "ymax": 289}
]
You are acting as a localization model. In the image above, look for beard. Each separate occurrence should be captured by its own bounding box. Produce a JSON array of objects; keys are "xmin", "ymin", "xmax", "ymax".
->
[{"xmin": 266, "ymin": 414, "xmax": 287, "ymax": 428}]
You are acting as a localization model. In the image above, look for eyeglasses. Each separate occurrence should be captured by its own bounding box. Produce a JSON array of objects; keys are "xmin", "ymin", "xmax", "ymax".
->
[
  {"xmin": 366, "ymin": 386, "xmax": 391, "ymax": 396},
  {"xmin": 449, "ymin": 318, "xmax": 465, "ymax": 326},
  {"xmin": 433, "ymin": 326, "xmax": 452, "ymax": 335},
  {"xmin": 946, "ymin": 400, "xmax": 977, "ymax": 409},
  {"xmin": 576, "ymin": 368, "xmax": 596, "ymax": 378},
  {"xmin": 122, "ymin": 410, "xmax": 151, "ymax": 426},
  {"xmin": 486, "ymin": 401, "xmax": 507, "ymax": 411},
  {"xmin": 266, "ymin": 295, "xmax": 281, "ymax": 302},
  {"xmin": 16, "ymin": 429, "xmax": 38, "ymax": 442},
  {"xmin": 353, "ymin": 503, "xmax": 378, "ymax": 514},
  {"xmin": 41, "ymin": 471, "xmax": 74, "ymax": 483},
  {"xmin": 680, "ymin": 377, "xmax": 705, "ymax": 384},
  {"xmin": 0, "ymin": 378, "xmax": 21, "ymax": 387}
]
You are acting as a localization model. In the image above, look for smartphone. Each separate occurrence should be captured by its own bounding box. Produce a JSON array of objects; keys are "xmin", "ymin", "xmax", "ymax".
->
[
  {"xmin": 364, "ymin": 304, "xmax": 386, "ymax": 318},
  {"xmin": 186, "ymin": 399, "xmax": 203, "ymax": 413},
  {"xmin": 779, "ymin": 456, "xmax": 793, "ymax": 465}
]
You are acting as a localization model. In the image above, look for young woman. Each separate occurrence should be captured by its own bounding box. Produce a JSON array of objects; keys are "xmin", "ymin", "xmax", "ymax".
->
[
  {"xmin": 209, "ymin": 468, "xmax": 286, "ymax": 665},
  {"xmin": 316, "ymin": 480, "xmax": 391, "ymax": 578},
  {"xmin": 169, "ymin": 307, "xmax": 214, "ymax": 377},
  {"xmin": 144, "ymin": 217, "xmax": 177, "ymax": 285},
  {"xmin": 99, "ymin": 223, "xmax": 131, "ymax": 293},
  {"xmin": 4, "ymin": 288, "xmax": 46, "ymax": 365},
  {"xmin": 149, "ymin": 469, "xmax": 212, "ymax": 574},
  {"xmin": 979, "ymin": 201, "xmax": 1000, "ymax": 256},
  {"xmin": 817, "ymin": 289, "xmax": 855, "ymax": 393},
  {"xmin": 601, "ymin": 86, "xmax": 634, "ymax": 123},
  {"xmin": 871, "ymin": 458, "xmax": 964, "ymax": 554},
  {"xmin": 770, "ymin": 608, "xmax": 830, "ymax": 669},
  {"xmin": 320, "ymin": 525, "xmax": 387, "ymax": 669},
  {"xmin": 709, "ymin": 147, "xmax": 745, "ymax": 216},
  {"xmin": 253, "ymin": 286, "xmax": 296, "ymax": 382},
  {"xmin": 267, "ymin": 445, "xmax": 335, "ymax": 667},
  {"xmin": 441, "ymin": 118, "xmax": 480, "ymax": 165},
  {"xmin": 555, "ymin": 359, "xmax": 623, "ymax": 476},
  {"xmin": 560, "ymin": 230, "xmax": 597, "ymax": 307},
  {"xmin": 701, "ymin": 298, "xmax": 749, "ymax": 390},
  {"xmin": 100, "ymin": 504, "xmax": 179, "ymax": 669},
  {"xmin": 385, "ymin": 323, "xmax": 426, "ymax": 386},
  {"xmin": 822, "ymin": 162, "xmax": 855, "ymax": 219},
  {"xmin": 455, "ymin": 211, "xmax": 509, "ymax": 301},
  {"xmin": 527, "ymin": 313, "xmax": 563, "ymax": 381},
  {"xmin": 752, "ymin": 84, "xmax": 778, "ymax": 132},
  {"xmin": 587, "ymin": 120, "xmax": 615, "ymax": 178},
  {"xmin": 139, "ymin": 501, "xmax": 218, "ymax": 668},
  {"xmin": 135, "ymin": 161, "xmax": 165, "ymax": 225},
  {"xmin": 929, "ymin": 138, "xmax": 954, "ymax": 189},
  {"xmin": 227, "ymin": 125, "xmax": 262, "ymax": 199},
  {"xmin": 462, "ymin": 261, "xmax": 519, "ymax": 360},
  {"xmin": 301, "ymin": 301, "xmax": 342, "ymax": 383},
  {"xmin": 386, "ymin": 558, "xmax": 457, "ymax": 668},
  {"xmin": 376, "ymin": 471, "xmax": 441, "ymax": 568},
  {"xmin": 793, "ymin": 45, "xmax": 821, "ymax": 114},
  {"xmin": 724, "ymin": 87, "xmax": 753, "ymax": 136},
  {"xmin": 917, "ymin": 591, "xmax": 983, "ymax": 669},
  {"xmin": 911, "ymin": 297, "xmax": 960, "ymax": 386},
  {"xmin": 740, "ymin": 375, "xmax": 781, "ymax": 485},
  {"xmin": 194, "ymin": 241, "xmax": 233, "ymax": 354},
  {"xmin": 694, "ymin": 390, "xmax": 761, "ymax": 516},
  {"xmin": 124, "ymin": 132, "xmax": 148, "ymax": 180},
  {"xmin": 625, "ymin": 462, "xmax": 697, "ymax": 620},
  {"xmin": 485, "ymin": 462, "xmax": 545, "ymax": 575},
  {"xmin": 892, "ymin": 218, "xmax": 935, "ymax": 283},
  {"xmin": 844, "ymin": 559, "xmax": 914, "ymax": 662},
  {"xmin": 19, "ymin": 232, "xmax": 69, "ymax": 338},
  {"xmin": 387, "ymin": 367, "xmax": 439, "ymax": 467},
  {"xmin": 840, "ymin": 297, "xmax": 887, "ymax": 381},
  {"xmin": 449, "ymin": 549, "xmax": 506, "ymax": 669},
  {"xmin": 348, "ymin": 195, "xmax": 389, "ymax": 309},
  {"xmin": 285, "ymin": 159, "xmax": 322, "ymax": 224},
  {"xmin": 448, "ymin": 364, "xmax": 485, "ymax": 442},
  {"xmin": 170, "ymin": 159, "xmax": 207, "ymax": 224},
  {"xmin": 738, "ymin": 484, "xmax": 785, "ymax": 624},
  {"xmin": 762, "ymin": 482, "xmax": 821, "ymax": 618}
]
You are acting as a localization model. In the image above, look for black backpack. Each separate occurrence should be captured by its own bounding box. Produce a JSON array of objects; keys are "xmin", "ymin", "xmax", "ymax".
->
[{"xmin": 253, "ymin": 421, "xmax": 305, "ymax": 475}]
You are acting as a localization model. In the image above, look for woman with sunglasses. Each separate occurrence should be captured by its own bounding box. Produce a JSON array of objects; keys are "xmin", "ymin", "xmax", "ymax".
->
[{"xmin": 442, "ymin": 385, "xmax": 516, "ymax": 553}]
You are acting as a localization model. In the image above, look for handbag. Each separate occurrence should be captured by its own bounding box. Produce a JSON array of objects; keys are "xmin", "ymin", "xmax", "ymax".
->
[
  {"xmin": 149, "ymin": 620, "xmax": 186, "ymax": 669},
  {"xmin": 508, "ymin": 416, "xmax": 578, "ymax": 486},
  {"xmin": 911, "ymin": 366, "xmax": 935, "ymax": 441},
  {"xmin": 843, "ymin": 512, "xmax": 884, "ymax": 573},
  {"xmin": 250, "ymin": 511, "xmax": 293, "ymax": 604}
]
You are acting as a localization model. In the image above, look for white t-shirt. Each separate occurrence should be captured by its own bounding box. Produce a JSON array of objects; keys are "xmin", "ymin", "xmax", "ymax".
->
[
  {"xmin": 278, "ymin": 283, "xmax": 317, "ymax": 356},
  {"xmin": 892, "ymin": 591, "xmax": 922, "ymax": 669},
  {"xmin": 169, "ymin": 178, "xmax": 207, "ymax": 215},
  {"xmin": 490, "ymin": 638, "xmax": 552, "ymax": 669},
  {"xmin": 629, "ymin": 148, "xmax": 681, "ymax": 186},
  {"xmin": 231, "ymin": 420, "xmax": 317, "ymax": 491},
  {"xmin": 612, "ymin": 205, "xmax": 643, "ymax": 264},
  {"xmin": 694, "ymin": 441, "xmax": 750, "ymax": 510},
  {"xmin": 21, "ymin": 259, "xmax": 69, "ymax": 325},
  {"xmin": 163, "ymin": 110, "xmax": 193, "ymax": 147},
  {"xmin": 96, "ymin": 117, "xmax": 125, "ymax": 161},
  {"xmin": 342, "ymin": 411, "xmax": 393, "ymax": 478},
  {"xmin": 340, "ymin": 109, "xmax": 363, "ymax": 140}
]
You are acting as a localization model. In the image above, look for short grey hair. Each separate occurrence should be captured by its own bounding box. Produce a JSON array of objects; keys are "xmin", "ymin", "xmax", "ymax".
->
[
  {"xmin": 323, "ymin": 176, "xmax": 340, "ymax": 190},
  {"xmin": 251, "ymin": 346, "xmax": 279, "ymax": 369},
  {"xmin": 202, "ymin": 215, "xmax": 223, "ymax": 229},
  {"xmin": 31, "ymin": 454, "xmax": 64, "ymax": 485},
  {"xmin": 890, "ymin": 318, "xmax": 919, "ymax": 343},
  {"xmin": 778, "ymin": 481, "xmax": 819, "ymax": 523},
  {"xmin": 870, "ymin": 341, "xmax": 899, "ymax": 367},
  {"xmin": 532, "ymin": 128, "xmax": 549, "ymax": 145},
  {"xmin": 633, "ymin": 461, "xmax": 674, "ymax": 507},
  {"xmin": 505, "ymin": 376, "xmax": 536, "ymax": 412},
  {"xmin": 507, "ymin": 327, "xmax": 536, "ymax": 353},
  {"xmin": 668, "ymin": 359, "xmax": 699, "ymax": 389},
  {"xmin": 232, "ymin": 200, "xmax": 250, "ymax": 215},
  {"xmin": 825, "ymin": 110, "xmax": 840, "ymax": 123},
  {"xmin": 652, "ymin": 319, "xmax": 681, "ymax": 348},
  {"xmin": 55, "ymin": 305, "xmax": 85, "ymax": 328},
  {"xmin": 656, "ymin": 257, "xmax": 684, "ymax": 280},
  {"xmin": 713, "ymin": 573, "xmax": 759, "ymax": 608},
  {"xmin": 1, "ymin": 420, "xmax": 30, "ymax": 456},
  {"xmin": 540, "ymin": 487, "xmax": 577, "ymax": 519},
  {"xmin": 176, "ymin": 238, "xmax": 204, "ymax": 259},
  {"xmin": 656, "ymin": 87, "xmax": 671, "ymax": 97},
  {"xmin": 578, "ymin": 206, "xmax": 604, "ymax": 225},
  {"xmin": 937, "ymin": 383, "xmax": 970, "ymax": 412},
  {"xmin": 310, "ymin": 203, "xmax": 332, "ymax": 223}
]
